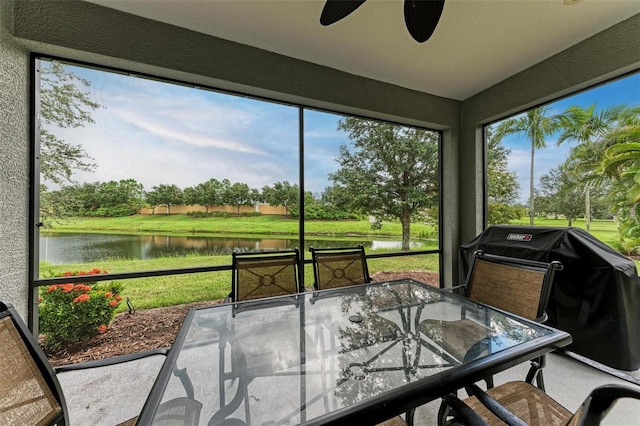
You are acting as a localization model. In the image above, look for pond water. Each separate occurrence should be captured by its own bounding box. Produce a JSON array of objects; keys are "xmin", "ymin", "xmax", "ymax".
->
[{"xmin": 39, "ymin": 233, "xmax": 427, "ymax": 264}]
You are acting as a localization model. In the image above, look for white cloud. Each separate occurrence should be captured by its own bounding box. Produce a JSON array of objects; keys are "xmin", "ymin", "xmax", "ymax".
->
[
  {"xmin": 49, "ymin": 63, "xmax": 639, "ymax": 199},
  {"xmin": 114, "ymin": 108, "xmax": 267, "ymax": 154}
]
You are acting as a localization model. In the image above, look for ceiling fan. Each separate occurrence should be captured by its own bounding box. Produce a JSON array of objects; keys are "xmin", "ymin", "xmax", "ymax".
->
[{"xmin": 320, "ymin": 0, "xmax": 446, "ymax": 43}]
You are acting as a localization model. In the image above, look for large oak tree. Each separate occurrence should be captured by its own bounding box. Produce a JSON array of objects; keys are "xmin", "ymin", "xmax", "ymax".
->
[
  {"xmin": 39, "ymin": 61, "xmax": 101, "ymax": 225},
  {"xmin": 329, "ymin": 118, "xmax": 439, "ymax": 251},
  {"xmin": 39, "ymin": 61, "xmax": 100, "ymax": 185}
]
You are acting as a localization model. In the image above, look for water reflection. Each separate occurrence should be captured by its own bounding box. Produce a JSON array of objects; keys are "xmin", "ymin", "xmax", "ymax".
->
[{"xmin": 39, "ymin": 233, "xmax": 425, "ymax": 264}]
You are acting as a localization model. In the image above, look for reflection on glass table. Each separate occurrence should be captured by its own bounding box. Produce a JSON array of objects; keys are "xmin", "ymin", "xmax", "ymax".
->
[{"xmin": 137, "ymin": 279, "xmax": 571, "ymax": 426}]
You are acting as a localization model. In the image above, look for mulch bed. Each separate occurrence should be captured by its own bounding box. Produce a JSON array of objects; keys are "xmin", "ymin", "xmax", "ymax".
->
[
  {"xmin": 44, "ymin": 271, "xmax": 439, "ymax": 367},
  {"xmin": 43, "ymin": 300, "xmax": 223, "ymax": 367}
]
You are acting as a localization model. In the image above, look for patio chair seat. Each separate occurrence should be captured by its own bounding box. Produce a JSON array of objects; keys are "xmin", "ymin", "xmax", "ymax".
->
[
  {"xmin": 441, "ymin": 380, "xmax": 640, "ymax": 426},
  {"xmin": 462, "ymin": 381, "xmax": 572, "ymax": 425},
  {"xmin": 378, "ymin": 415, "xmax": 408, "ymax": 426}
]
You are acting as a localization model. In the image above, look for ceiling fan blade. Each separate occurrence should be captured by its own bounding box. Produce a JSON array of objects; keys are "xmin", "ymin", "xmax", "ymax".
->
[
  {"xmin": 404, "ymin": 0, "xmax": 445, "ymax": 42},
  {"xmin": 320, "ymin": 0, "xmax": 367, "ymax": 26}
]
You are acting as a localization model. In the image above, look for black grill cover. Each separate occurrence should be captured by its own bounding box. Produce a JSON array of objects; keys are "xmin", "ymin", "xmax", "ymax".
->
[{"xmin": 460, "ymin": 225, "xmax": 640, "ymax": 371}]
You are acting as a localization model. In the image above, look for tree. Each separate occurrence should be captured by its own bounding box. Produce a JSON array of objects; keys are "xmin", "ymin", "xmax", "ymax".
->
[
  {"xmin": 487, "ymin": 129, "xmax": 520, "ymax": 205},
  {"xmin": 597, "ymin": 113, "xmax": 640, "ymax": 252},
  {"xmin": 184, "ymin": 179, "xmax": 226, "ymax": 212},
  {"xmin": 98, "ymin": 179, "xmax": 146, "ymax": 215},
  {"xmin": 225, "ymin": 182, "xmax": 255, "ymax": 214},
  {"xmin": 262, "ymin": 181, "xmax": 299, "ymax": 215},
  {"xmin": 556, "ymin": 104, "xmax": 632, "ymax": 232},
  {"xmin": 538, "ymin": 165, "xmax": 583, "ymax": 225},
  {"xmin": 38, "ymin": 61, "xmax": 102, "ymax": 225},
  {"xmin": 39, "ymin": 185, "xmax": 82, "ymax": 226},
  {"xmin": 486, "ymin": 128, "xmax": 521, "ymax": 225},
  {"xmin": 39, "ymin": 61, "xmax": 101, "ymax": 186},
  {"xmin": 493, "ymin": 107, "xmax": 561, "ymax": 225},
  {"xmin": 49, "ymin": 179, "xmax": 146, "ymax": 216},
  {"xmin": 329, "ymin": 118, "xmax": 439, "ymax": 251},
  {"xmin": 321, "ymin": 185, "xmax": 350, "ymax": 208},
  {"xmin": 72, "ymin": 182, "xmax": 101, "ymax": 214},
  {"xmin": 600, "ymin": 118, "xmax": 640, "ymax": 199},
  {"xmin": 146, "ymin": 184, "xmax": 183, "ymax": 214}
]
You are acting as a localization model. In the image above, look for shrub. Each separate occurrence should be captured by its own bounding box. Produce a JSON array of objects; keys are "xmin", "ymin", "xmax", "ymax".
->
[
  {"xmin": 290, "ymin": 204, "xmax": 361, "ymax": 220},
  {"xmin": 39, "ymin": 269, "xmax": 123, "ymax": 350}
]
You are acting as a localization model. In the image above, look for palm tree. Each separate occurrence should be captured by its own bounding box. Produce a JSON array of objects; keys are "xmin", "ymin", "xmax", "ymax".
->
[
  {"xmin": 494, "ymin": 106, "xmax": 560, "ymax": 225},
  {"xmin": 556, "ymin": 104, "xmax": 631, "ymax": 232},
  {"xmin": 600, "ymin": 111, "xmax": 640, "ymax": 200},
  {"xmin": 598, "ymin": 112, "xmax": 640, "ymax": 252}
]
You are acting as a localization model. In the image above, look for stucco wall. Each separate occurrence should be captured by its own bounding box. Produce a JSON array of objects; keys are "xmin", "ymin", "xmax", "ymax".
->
[
  {"xmin": 0, "ymin": 0, "xmax": 30, "ymax": 318},
  {"xmin": 139, "ymin": 203, "xmax": 287, "ymax": 215}
]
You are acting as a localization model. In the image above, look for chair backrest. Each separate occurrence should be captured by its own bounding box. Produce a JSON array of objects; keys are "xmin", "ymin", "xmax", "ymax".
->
[
  {"xmin": 309, "ymin": 245, "xmax": 371, "ymax": 291},
  {"xmin": 0, "ymin": 302, "xmax": 68, "ymax": 426},
  {"xmin": 230, "ymin": 248, "xmax": 301, "ymax": 302},
  {"xmin": 465, "ymin": 250, "xmax": 562, "ymax": 321}
]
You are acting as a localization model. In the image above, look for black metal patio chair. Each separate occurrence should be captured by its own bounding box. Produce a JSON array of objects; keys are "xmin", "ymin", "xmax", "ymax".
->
[
  {"xmin": 0, "ymin": 301, "xmax": 200, "ymax": 426},
  {"xmin": 418, "ymin": 250, "xmax": 563, "ymax": 390},
  {"xmin": 309, "ymin": 245, "xmax": 371, "ymax": 290},
  {"xmin": 440, "ymin": 381, "xmax": 640, "ymax": 426},
  {"xmin": 228, "ymin": 248, "xmax": 302, "ymax": 302}
]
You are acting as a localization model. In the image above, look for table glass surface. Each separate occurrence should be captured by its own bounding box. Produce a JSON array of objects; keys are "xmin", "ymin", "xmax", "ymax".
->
[{"xmin": 149, "ymin": 279, "xmax": 560, "ymax": 425}]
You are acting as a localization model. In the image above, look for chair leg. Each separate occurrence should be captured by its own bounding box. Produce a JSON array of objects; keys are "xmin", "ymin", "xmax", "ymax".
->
[
  {"xmin": 536, "ymin": 369, "xmax": 545, "ymax": 391},
  {"xmin": 437, "ymin": 391, "xmax": 463, "ymax": 426},
  {"xmin": 437, "ymin": 399, "xmax": 452, "ymax": 426},
  {"xmin": 484, "ymin": 375, "xmax": 494, "ymax": 389},
  {"xmin": 525, "ymin": 355, "xmax": 546, "ymax": 392},
  {"xmin": 405, "ymin": 408, "xmax": 415, "ymax": 426},
  {"xmin": 438, "ymin": 398, "xmax": 471, "ymax": 426}
]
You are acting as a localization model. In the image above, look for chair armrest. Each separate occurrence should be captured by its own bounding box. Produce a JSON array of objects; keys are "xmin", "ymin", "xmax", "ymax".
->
[
  {"xmin": 54, "ymin": 347, "xmax": 169, "ymax": 373},
  {"xmin": 445, "ymin": 284, "xmax": 467, "ymax": 295},
  {"xmin": 535, "ymin": 312, "xmax": 549, "ymax": 323},
  {"xmin": 576, "ymin": 384, "xmax": 640, "ymax": 425}
]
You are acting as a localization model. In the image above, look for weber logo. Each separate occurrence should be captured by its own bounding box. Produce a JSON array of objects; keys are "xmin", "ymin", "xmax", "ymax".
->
[{"xmin": 506, "ymin": 233, "xmax": 532, "ymax": 241}]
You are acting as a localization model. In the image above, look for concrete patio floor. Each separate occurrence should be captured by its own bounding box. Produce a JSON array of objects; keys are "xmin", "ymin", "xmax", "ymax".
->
[{"xmin": 57, "ymin": 350, "xmax": 640, "ymax": 425}]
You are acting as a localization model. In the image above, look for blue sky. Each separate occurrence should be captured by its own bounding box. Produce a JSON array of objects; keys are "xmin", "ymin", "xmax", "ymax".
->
[
  {"xmin": 56, "ymin": 62, "xmax": 308, "ymax": 189},
  {"xmin": 46, "ymin": 61, "xmax": 639, "ymax": 200},
  {"xmin": 494, "ymin": 73, "xmax": 640, "ymax": 203},
  {"xmin": 50, "ymin": 62, "xmax": 346, "ymax": 194}
]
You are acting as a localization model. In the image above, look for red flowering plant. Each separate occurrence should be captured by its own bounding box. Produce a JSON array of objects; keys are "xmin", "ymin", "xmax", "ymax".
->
[{"xmin": 38, "ymin": 268, "xmax": 124, "ymax": 350}]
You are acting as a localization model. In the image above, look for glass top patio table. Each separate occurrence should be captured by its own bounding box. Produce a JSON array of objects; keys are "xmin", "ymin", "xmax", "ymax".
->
[{"xmin": 137, "ymin": 279, "xmax": 572, "ymax": 426}]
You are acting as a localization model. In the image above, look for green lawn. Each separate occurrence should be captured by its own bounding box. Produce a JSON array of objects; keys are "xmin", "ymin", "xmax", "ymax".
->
[
  {"xmin": 47, "ymin": 215, "xmax": 617, "ymax": 244},
  {"xmin": 47, "ymin": 214, "xmax": 438, "ymax": 239},
  {"xmin": 40, "ymin": 252, "xmax": 440, "ymax": 313},
  {"xmin": 510, "ymin": 218, "xmax": 619, "ymax": 246}
]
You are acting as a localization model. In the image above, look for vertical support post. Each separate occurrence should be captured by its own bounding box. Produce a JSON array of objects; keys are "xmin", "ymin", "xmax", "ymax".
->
[
  {"xmin": 298, "ymin": 107, "xmax": 305, "ymax": 288},
  {"xmin": 28, "ymin": 55, "xmax": 42, "ymax": 334}
]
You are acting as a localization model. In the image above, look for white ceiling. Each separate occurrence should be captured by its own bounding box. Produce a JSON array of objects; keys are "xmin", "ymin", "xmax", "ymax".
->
[{"xmin": 87, "ymin": 0, "xmax": 640, "ymax": 100}]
